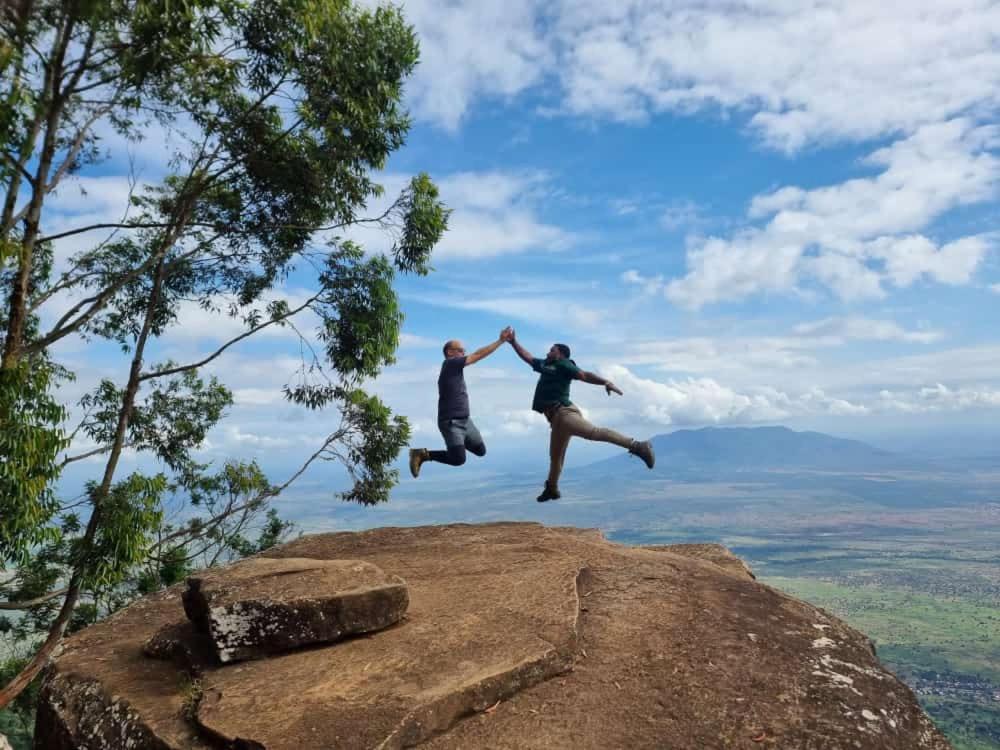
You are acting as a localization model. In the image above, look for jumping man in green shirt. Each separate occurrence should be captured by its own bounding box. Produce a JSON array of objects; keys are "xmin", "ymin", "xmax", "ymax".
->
[{"xmin": 506, "ymin": 329, "xmax": 655, "ymax": 501}]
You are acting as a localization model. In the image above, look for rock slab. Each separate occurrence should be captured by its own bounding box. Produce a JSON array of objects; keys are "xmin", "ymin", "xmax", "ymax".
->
[
  {"xmin": 36, "ymin": 523, "xmax": 953, "ymax": 750},
  {"xmin": 181, "ymin": 557, "xmax": 408, "ymax": 663}
]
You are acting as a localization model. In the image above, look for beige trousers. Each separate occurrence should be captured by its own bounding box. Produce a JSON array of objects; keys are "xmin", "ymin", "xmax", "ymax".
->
[{"xmin": 546, "ymin": 404, "xmax": 634, "ymax": 487}]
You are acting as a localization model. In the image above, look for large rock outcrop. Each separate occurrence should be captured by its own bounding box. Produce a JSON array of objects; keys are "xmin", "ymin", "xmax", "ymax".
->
[{"xmin": 34, "ymin": 522, "xmax": 952, "ymax": 749}]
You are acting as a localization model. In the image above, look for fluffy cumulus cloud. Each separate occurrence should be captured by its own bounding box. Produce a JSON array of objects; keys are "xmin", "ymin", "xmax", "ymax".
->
[
  {"xmin": 387, "ymin": 0, "xmax": 550, "ymax": 130},
  {"xmin": 393, "ymin": 1, "xmax": 1000, "ymax": 301},
  {"xmin": 665, "ymin": 120, "xmax": 999, "ymax": 308},
  {"xmin": 549, "ymin": 0, "xmax": 1000, "ymax": 151},
  {"xmin": 590, "ymin": 365, "xmax": 1000, "ymax": 428},
  {"xmin": 400, "ymin": 0, "xmax": 1000, "ymax": 153}
]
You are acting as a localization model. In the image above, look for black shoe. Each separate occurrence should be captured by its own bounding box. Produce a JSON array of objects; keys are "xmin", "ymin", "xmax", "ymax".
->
[
  {"xmin": 536, "ymin": 483, "xmax": 561, "ymax": 502},
  {"xmin": 629, "ymin": 440, "xmax": 655, "ymax": 469}
]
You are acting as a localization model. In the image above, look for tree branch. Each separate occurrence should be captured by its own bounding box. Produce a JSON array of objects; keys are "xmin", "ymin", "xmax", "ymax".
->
[
  {"xmin": 0, "ymin": 151, "xmax": 36, "ymax": 188},
  {"xmin": 0, "ymin": 588, "xmax": 69, "ymax": 610},
  {"xmin": 37, "ymin": 221, "xmax": 217, "ymax": 245},
  {"xmin": 153, "ymin": 430, "xmax": 345, "ymax": 551},
  {"xmin": 43, "ymin": 102, "xmax": 113, "ymax": 196},
  {"xmin": 137, "ymin": 293, "xmax": 321, "ymax": 382}
]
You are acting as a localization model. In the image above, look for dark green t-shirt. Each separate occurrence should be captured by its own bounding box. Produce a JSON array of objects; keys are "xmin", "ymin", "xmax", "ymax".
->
[{"xmin": 530, "ymin": 357, "xmax": 581, "ymax": 413}]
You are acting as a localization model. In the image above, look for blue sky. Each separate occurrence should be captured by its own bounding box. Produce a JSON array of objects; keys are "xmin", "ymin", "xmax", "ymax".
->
[{"xmin": 44, "ymin": 0, "xmax": 1000, "ymax": 488}]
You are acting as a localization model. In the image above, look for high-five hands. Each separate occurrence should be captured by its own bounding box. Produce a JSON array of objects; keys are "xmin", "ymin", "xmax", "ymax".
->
[{"xmin": 500, "ymin": 326, "xmax": 514, "ymax": 342}]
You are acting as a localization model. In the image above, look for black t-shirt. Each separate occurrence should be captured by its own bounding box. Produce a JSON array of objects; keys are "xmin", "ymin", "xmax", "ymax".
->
[{"xmin": 438, "ymin": 355, "xmax": 469, "ymax": 420}]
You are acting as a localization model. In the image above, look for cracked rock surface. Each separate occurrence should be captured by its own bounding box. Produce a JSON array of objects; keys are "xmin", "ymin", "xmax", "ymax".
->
[
  {"xmin": 181, "ymin": 557, "xmax": 408, "ymax": 663},
  {"xmin": 34, "ymin": 522, "xmax": 952, "ymax": 749}
]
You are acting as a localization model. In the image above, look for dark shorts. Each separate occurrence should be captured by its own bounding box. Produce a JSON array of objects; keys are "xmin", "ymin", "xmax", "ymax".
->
[{"xmin": 438, "ymin": 417, "xmax": 485, "ymax": 452}]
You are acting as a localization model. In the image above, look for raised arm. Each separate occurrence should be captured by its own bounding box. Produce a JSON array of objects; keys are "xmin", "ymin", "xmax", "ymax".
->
[
  {"xmin": 465, "ymin": 328, "xmax": 511, "ymax": 366},
  {"xmin": 576, "ymin": 369, "xmax": 623, "ymax": 396},
  {"xmin": 506, "ymin": 328, "xmax": 535, "ymax": 366}
]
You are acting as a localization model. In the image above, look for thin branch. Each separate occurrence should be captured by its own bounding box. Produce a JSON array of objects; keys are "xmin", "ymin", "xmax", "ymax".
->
[
  {"xmin": 37, "ymin": 220, "xmax": 217, "ymax": 245},
  {"xmin": 153, "ymin": 430, "xmax": 346, "ymax": 550},
  {"xmin": 137, "ymin": 293, "xmax": 321, "ymax": 382},
  {"xmin": 26, "ymin": 238, "xmax": 200, "ymax": 355},
  {"xmin": 60, "ymin": 444, "xmax": 116, "ymax": 467},
  {"xmin": 0, "ymin": 151, "xmax": 36, "ymax": 187},
  {"xmin": 0, "ymin": 588, "xmax": 70, "ymax": 611},
  {"xmin": 44, "ymin": 102, "xmax": 114, "ymax": 195}
]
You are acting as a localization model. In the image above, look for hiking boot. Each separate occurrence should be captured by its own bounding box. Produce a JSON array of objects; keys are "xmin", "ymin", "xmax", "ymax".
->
[
  {"xmin": 629, "ymin": 440, "xmax": 655, "ymax": 469},
  {"xmin": 536, "ymin": 482, "xmax": 561, "ymax": 502},
  {"xmin": 409, "ymin": 448, "xmax": 429, "ymax": 478}
]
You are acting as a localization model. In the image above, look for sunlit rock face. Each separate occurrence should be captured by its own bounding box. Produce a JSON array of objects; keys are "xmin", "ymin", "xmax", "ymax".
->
[{"xmin": 34, "ymin": 522, "xmax": 952, "ymax": 750}]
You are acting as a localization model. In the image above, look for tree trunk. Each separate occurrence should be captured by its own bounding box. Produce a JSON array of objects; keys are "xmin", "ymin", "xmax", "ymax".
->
[
  {"xmin": 1, "ymin": 8, "xmax": 74, "ymax": 369},
  {"xmin": 0, "ymin": 255, "xmax": 168, "ymax": 711}
]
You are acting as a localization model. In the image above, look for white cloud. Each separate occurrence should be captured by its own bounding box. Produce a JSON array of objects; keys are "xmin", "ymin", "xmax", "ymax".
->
[
  {"xmin": 621, "ymin": 269, "xmax": 665, "ymax": 296},
  {"xmin": 588, "ymin": 365, "xmax": 1000, "ymax": 428},
  {"xmin": 395, "ymin": 0, "xmax": 549, "ymax": 130},
  {"xmin": 393, "ymin": 1, "xmax": 1000, "ymax": 151},
  {"xmin": 413, "ymin": 294, "xmax": 605, "ymax": 332},
  {"xmin": 343, "ymin": 170, "xmax": 571, "ymax": 261},
  {"xmin": 991, "ymin": 283, "xmax": 1000, "ymax": 295},
  {"xmin": 433, "ymin": 171, "xmax": 572, "ymax": 259},
  {"xmin": 390, "ymin": 1, "xmax": 1000, "ymax": 305},
  {"xmin": 550, "ymin": 0, "xmax": 1000, "ymax": 152},
  {"xmin": 877, "ymin": 384, "xmax": 1000, "ymax": 414},
  {"xmin": 499, "ymin": 409, "xmax": 546, "ymax": 435},
  {"xmin": 791, "ymin": 317, "xmax": 942, "ymax": 345},
  {"xmin": 602, "ymin": 365, "xmax": 869, "ymax": 426},
  {"xmin": 665, "ymin": 120, "xmax": 999, "ymax": 308},
  {"xmin": 399, "ymin": 333, "xmax": 439, "ymax": 349}
]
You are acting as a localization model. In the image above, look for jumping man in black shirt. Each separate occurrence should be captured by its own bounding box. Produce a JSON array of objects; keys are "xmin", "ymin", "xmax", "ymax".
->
[{"xmin": 409, "ymin": 327, "xmax": 513, "ymax": 477}]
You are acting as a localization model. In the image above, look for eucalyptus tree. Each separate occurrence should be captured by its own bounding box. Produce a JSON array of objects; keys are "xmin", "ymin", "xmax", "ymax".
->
[{"xmin": 0, "ymin": 0, "xmax": 448, "ymax": 708}]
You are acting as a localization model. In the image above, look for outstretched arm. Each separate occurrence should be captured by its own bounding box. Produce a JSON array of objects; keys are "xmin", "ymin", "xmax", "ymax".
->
[
  {"xmin": 465, "ymin": 329, "xmax": 509, "ymax": 366},
  {"xmin": 577, "ymin": 369, "xmax": 623, "ymax": 396},
  {"xmin": 506, "ymin": 328, "xmax": 535, "ymax": 366}
]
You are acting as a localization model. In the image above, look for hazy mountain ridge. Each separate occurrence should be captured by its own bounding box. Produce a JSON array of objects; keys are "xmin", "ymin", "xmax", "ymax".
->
[{"xmin": 582, "ymin": 425, "xmax": 920, "ymax": 477}]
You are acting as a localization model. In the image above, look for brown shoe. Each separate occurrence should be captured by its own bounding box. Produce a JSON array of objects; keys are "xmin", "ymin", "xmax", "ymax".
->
[
  {"xmin": 629, "ymin": 440, "xmax": 655, "ymax": 469},
  {"xmin": 409, "ymin": 448, "xmax": 429, "ymax": 478}
]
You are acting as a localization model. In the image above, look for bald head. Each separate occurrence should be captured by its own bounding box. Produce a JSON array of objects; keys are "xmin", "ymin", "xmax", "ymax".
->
[{"xmin": 443, "ymin": 340, "xmax": 465, "ymax": 358}]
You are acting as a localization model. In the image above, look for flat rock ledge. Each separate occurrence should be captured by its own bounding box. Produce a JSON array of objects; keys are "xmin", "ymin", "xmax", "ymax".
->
[
  {"xmin": 180, "ymin": 557, "xmax": 409, "ymax": 663},
  {"xmin": 35, "ymin": 522, "xmax": 953, "ymax": 750}
]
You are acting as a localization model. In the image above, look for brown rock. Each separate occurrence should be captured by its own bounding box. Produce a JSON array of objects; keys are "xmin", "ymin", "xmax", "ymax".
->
[
  {"xmin": 644, "ymin": 542, "xmax": 757, "ymax": 579},
  {"xmin": 143, "ymin": 621, "xmax": 218, "ymax": 676},
  {"xmin": 181, "ymin": 557, "xmax": 409, "ymax": 663},
  {"xmin": 35, "ymin": 522, "xmax": 952, "ymax": 750}
]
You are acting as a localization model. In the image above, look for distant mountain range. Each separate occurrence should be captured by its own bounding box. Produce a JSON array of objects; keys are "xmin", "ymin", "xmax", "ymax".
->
[{"xmin": 581, "ymin": 425, "xmax": 916, "ymax": 477}]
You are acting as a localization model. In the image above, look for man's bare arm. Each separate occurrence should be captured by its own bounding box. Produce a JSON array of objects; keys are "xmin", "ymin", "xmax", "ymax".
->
[
  {"xmin": 577, "ymin": 370, "xmax": 623, "ymax": 396},
  {"xmin": 465, "ymin": 334, "xmax": 506, "ymax": 366},
  {"xmin": 507, "ymin": 329, "xmax": 535, "ymax": 366}
]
